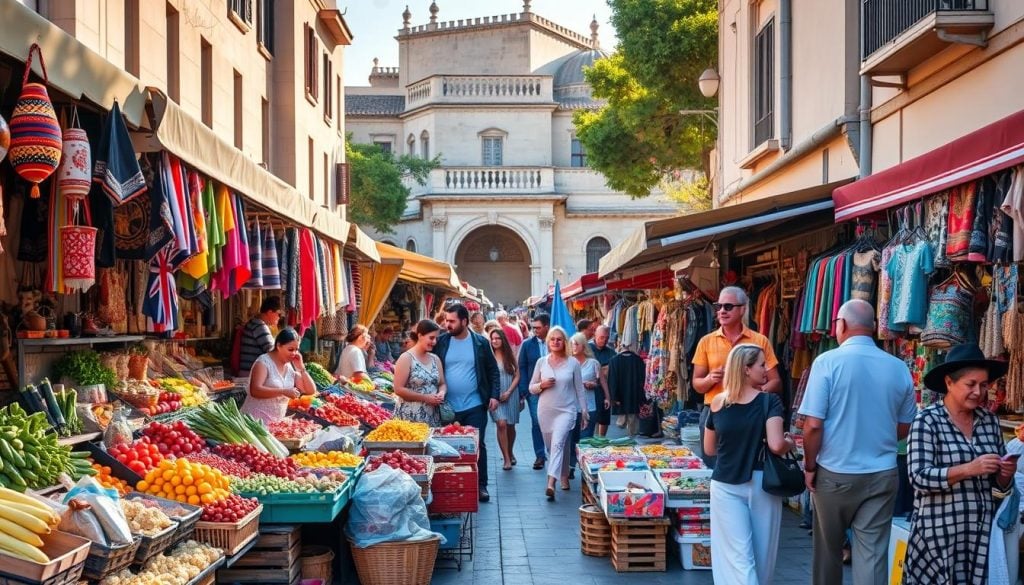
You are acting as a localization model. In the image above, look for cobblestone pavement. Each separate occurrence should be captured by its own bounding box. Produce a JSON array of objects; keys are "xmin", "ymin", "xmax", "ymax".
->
[{"xmin": 431, "ymin": 416, "xmax": 854, "ymax": 584}]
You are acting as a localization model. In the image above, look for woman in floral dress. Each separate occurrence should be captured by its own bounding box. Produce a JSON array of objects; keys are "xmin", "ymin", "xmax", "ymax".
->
[{"xmin": 392, "ymin": 319, "xmax": 446, "ymax": 426}]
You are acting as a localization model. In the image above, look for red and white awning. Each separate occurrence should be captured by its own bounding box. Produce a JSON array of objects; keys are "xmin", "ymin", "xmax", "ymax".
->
[{"xmin": 834, "ymin": 108, "xmax": 1024, "ymax": 222}]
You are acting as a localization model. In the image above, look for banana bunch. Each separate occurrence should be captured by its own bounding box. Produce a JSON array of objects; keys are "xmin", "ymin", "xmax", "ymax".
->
[{"xmin": 0, "ymin": 486, "xmax": 60, "ymax": 564}]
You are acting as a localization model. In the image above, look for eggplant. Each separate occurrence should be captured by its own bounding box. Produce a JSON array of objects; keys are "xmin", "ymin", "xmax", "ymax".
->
[{"xmin": 38, "ymin": 378, "xmax": 66, "ymax": 430}]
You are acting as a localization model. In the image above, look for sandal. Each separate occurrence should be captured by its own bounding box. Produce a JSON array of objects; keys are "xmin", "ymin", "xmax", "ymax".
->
[
  {"xmin": 511, "ymin": 457, "xmax": 517, "ymax": 466},
  {"xmin": 561, "ymin": 481, "xmax": 570, "ymax": 491},
  {"xmin": 545, "ymin": 487, "xmax": 555, "ymax": 501},
  {"xmin": 503, "ymin": 463, "xmax": 512, "ymax": 471}
]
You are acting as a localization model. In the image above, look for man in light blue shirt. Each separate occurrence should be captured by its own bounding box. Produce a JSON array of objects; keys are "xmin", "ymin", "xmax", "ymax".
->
[{"xmin": 799, "ymin": 299, "xmax": 917, "ymax": 585}]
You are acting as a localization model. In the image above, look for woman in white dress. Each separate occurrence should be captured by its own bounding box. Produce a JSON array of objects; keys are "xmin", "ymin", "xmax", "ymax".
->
[
  {"xmin": 568, "ymin": 332, "xmax": 604, "ymax": 480},
  {"xmin": 335, "ymin": 325, "xmax": 371, "ymax": 381},
  {"xmin": 392, "ymin": 320, "xmax": 446, "ymax": 426},
  {"xmin": 242, "ymin": 328, "xmax": 317, "ymax": 424},
  {"xmin": 529, "ymin": 326, "xmax": 589, "ymax": 501}
]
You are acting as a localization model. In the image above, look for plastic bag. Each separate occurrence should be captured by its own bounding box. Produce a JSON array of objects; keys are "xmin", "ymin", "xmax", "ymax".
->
[
  {"xmin": 427, "ymin": 439, "xmax": 460, "ymax": 458},
  {"xmin": 307, "ymin": 426, "xmax": 359, "ymax": 453},
  {"xmin": 58, "ymin": 499, "xmax": 108, "ymax": 545},
  {"xmin": 63, "ymin": 476, "xmax": 133, "ymax": 546},
  {"xmin": 345, "ymin": 465, "xmax": 442, "ymax": 548}
]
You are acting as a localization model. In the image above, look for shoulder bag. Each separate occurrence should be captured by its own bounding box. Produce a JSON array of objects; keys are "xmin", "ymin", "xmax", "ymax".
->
[{"xmin": 760, "ymin": 393, "xmax": 806, "ymax": 498}]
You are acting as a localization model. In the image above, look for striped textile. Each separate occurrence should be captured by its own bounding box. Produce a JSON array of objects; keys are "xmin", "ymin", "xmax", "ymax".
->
[{"xmin": 260, "ymin": 223, "xmax": 281, "ymax": 289}]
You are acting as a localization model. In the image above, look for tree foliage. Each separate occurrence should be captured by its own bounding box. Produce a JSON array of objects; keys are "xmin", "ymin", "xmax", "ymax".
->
[
  {"xmin": 346, "ymin": 138, "xmax": 438, "ymax": 234},
  {"xmin": 574, "ymin": 0, "xmax": 717, "ymax": 198}
]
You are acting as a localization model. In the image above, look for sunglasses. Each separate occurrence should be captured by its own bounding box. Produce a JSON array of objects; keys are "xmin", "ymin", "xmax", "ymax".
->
[{"xmin": 713, "ymin": 303, "xmax": 741, "ymax": 312}]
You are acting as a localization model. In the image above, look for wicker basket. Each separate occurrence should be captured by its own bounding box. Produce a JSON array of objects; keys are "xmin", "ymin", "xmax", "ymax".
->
[
  {"xmin": 192, "ymin": 504, "xmax": 262, "ymax": 556},
  {"xmin": 300, "ymin": 546, "xmax": 334, "ymax": 585},
  {"xmin": 132, "ymin": 522, "xmax": 179, "ymax": 566},
  {"xmin": 579, "ymin": 504, "xmax": 611, "ymax": 557},
  {"xmin": 82, "ymin": 536, "xmax": 141, "ymax": 581},
  {"xmin": 348, "ymin": 537, "xmax": 440, "ymax": 585}
]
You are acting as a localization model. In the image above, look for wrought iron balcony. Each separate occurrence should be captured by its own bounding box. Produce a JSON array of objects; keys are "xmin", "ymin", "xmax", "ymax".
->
[{"xmin": 862, "ymin": 0, "xmax": 994, "ymax": 75}]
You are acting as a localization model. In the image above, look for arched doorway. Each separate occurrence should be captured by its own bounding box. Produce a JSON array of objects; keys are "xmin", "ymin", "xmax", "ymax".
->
[{"xmin": 455, "ymin": 226, "xmax": 532, "ymax": 308}]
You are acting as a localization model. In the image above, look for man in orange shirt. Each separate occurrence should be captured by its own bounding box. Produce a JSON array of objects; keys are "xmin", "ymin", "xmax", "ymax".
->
[{"xmin": 692, "ymin": 286, "xmax": 781, "ymax": 467}]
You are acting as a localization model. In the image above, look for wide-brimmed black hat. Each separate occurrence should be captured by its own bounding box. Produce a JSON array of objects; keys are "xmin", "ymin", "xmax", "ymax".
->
[{"xmin": 923, "ymin": 343, "xmax": 1009, "ymax": 393}]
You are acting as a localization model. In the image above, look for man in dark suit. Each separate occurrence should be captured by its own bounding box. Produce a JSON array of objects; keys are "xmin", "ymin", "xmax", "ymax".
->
[
  {"xmin": 517, "ymin": 313, "xmax": 550, "ymax": 470},
  {"xmin": 433, "ymin": 303, "xmax": 501, "ymax": 502}
]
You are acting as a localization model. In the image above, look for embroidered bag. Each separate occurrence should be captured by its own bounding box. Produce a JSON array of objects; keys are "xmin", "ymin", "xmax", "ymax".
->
[{"xmin": 921, "ymin": 272, "xmax": 973, "ymax": 349}]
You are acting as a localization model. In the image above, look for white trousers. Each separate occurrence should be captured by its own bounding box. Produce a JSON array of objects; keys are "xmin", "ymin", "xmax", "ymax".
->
[
  {"xmin": 541, "ymin": 411, "xmax": 575, "ymax": 481},
  {"xmin": 710, "ymin": 471, "xmax": 782, "ymax": 585}
]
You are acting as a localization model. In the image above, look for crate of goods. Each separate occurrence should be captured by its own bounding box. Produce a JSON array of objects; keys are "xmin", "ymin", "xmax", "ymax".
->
[
  {"xmin": 125, "ymin": 493, "xmax": 203, "ymax": 545},
  {"xmin": 608, "ymin": 516, "xmax": 670, "ymax": 573},
  {"xmin": 216, "ymin": 525, "xmax": 301, "ymax": 585},
  {"xmin": 0, "ymin": 530, "xmax": 92, "ymax": 585},
  {"xmin": 348, "ymin": 536, "xmax": 441, "ymax": 585},
  {"xmin": 429, "ymin": 516, "xmax": 463, "ymax": 551},
  {"xmin": 675, "ymin": 519, "xmax": 711, "ymax": 538},
  {"xmin": 367, "ymin": 453, "xmax": 434, "ymax": 499},
  {"xmin": 298, "ymin": 546, "xmax": 334, "ymax": 585},
  {"xmin": 82, "ymin": 535, "xmax": 142, "ymax": 581},
  {"xmin": 243, "ymin": 484, "xmax": 350, "ymax": 524},
  {"xmin": 674, "ymin": 533, "xmax": 712, "ymax": 570},
  {"xmin": 132, "ymin": 521, "xmax": 179, "ymax": 566},
  {"xmin": 427, "ymin": 462, "xmax": 478, "ymax": 514},
  {"xmin": 193, "ymin": 504, "xmax": 263, "ymax": 556},
  {"xmin": 598, "ymin": 470, "xmax": 666, "ymax": 519},
  {"xmin": 656, "ymin": 469, "xmax": 712, "ymax": 508},
  {"xmin": 430, "ymin": 426, "xmax": 479, "ymax": 462},
  {"xmin": 578, "ymin": 504, "xmax": 611, "ymax": 558},
  {"xmin": 362, "ymin": 421, "xmax": 431, "ymax": 456}
]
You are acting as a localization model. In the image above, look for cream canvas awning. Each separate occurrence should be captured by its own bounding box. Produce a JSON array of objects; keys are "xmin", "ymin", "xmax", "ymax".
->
[
  {"xmin": 0, "ymin": 2, "xmax": 148, "ymax": 127},
  {"xmin": 375, "ymin": 242, "xmax": 462, "ymax": 292},
  {"xmin": 347, "ymin": 225, "xmax": 382, "ymax": 263},
  {"xmin": 135, "ymin": 89, "xmax": 351, "ymax": 245}
]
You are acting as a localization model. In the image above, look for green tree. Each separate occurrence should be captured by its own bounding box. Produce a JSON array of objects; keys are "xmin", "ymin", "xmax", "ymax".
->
[
  {"xmin": 346, "ymin": 138, "xmax": 438, "ymax": 234},
  {"xmin": 574, "ymin": 0, "xmax": 717, "ymax": 199}
]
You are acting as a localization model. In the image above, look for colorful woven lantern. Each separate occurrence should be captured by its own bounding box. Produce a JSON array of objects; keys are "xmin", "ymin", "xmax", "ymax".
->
[
  {"xmin": 57, "ymin": 126, "xmax": 92, "ymax": 201},
  {"xmin": 8, "ymin": 44, "xmax": 61, "ymax": 199}
]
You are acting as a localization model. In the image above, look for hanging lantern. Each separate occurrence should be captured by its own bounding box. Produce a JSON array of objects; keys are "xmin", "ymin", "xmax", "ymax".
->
[
  {"xmin": 61, "ymin": 224, "xmax": 98, "ymax": 292},
  {"xmin": 8, "ymin": 44, "xmax": 61, "ymax": 199},
  {"xmin": 0, "ymin": 113, "xmax": 9, "ymax": 163},
  {"xmin": 57, "ymin": 126, "xmax": 92, "ymax": 201}
]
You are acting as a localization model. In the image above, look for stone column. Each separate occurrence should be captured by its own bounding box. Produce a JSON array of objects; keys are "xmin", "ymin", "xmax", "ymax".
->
[
  {"xmin": 431, "ymin": 215, "xmax": 447, "ymax": 259},
  {"xmin": 530, "ymin": 265, "xmax": 542, "ymax": 298},
  {"xmin": 537, "ymin": 215, "xmax": 555, "ymax": 295}
]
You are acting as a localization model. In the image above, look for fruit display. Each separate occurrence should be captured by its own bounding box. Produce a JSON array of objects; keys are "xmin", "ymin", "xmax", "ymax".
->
[
  {"xmin": 287, "ymin": 394, "xmax": 320, "ymax": 411},
  {"xmin": 597, "ymin": 460, "xmax": 650, "ymax": 472},
  {"xmin": 308, "ymin": 402, "xmax": 360, "ymax": 427},
  {"xmin": 137, "ymin": 459, "xmax": 232, "ymax": 506},
  {"xmin": 366, "ymin": 450, "xmax": 428, "ymax": 475},
  {"xmin": 323, "ymin": 393, "xmax": 390, "ymax": 427},
  {"xmin": 107, "ymin": 437, "xmax": 165, "ymax": 476},
  {"xmin": 290, "ymin": 451, "xmax": 363, "ymax": 469},
  {"xmin": 199, "ymin": 494, "xmax": 260, "ymax": 523},
  {"xmin": 346, "ymin": 378, "xmax": 376, "ymax": 395},
  {"xmin": 92, "ymin": 463, "xmax": 133, "ymax": 495},
  {"xmin": 185, "ymin": 401, "xmax": 289, "ymax": 458},
  {"xmin": 230, "ymin": 473, "xmax": 345, "ymax": 495},
  {"xmin": 267, "ymin": 418, "xmax": 321, "ymax": 441},
  {"xmin": 101, "ymin": 540, "xmax": 222, "ymax": 585},
  {"xmin": 140, "ymin": 421, "xmax": 206, "ymax": 457},
  {"xmin": 435, "ymin": 422, "xmax": 476, "ymax": 436},
  {"xmin": 120, "ymin": 499, "xmax": 174, "ymax": 536},
  {"xmin": 154, "ymin": 392, "xmax": 183, "ymax": 414},
  {"xmin": 0, "ymin": 404, "xmax": 95, "ymax": 491},
  {"xmin": 114, "ymin": 379, "xmax": 161, "ymax": 412},
  {"xmin": 364, "ymin": 420, "xmax": 430, "ymax": 443},
  {"xmin": 305, "ymin": 363, "xmax": 335, "ymax": 390},
  {"xmin": 183, "ymin": 452, "xmax": 252, "ymax": 479},
  {"xmin": 661, "ymin": 474, "xmax": 712, "ymax": 496},
  {"xmin": 211, "ymin": 444, "xmax": 299, "ymax": 479},
  {"xmin": 0, "ymin": 485, "xmax": 60, "ymax": 563},
  {"xmin": 638, "ymin": 445, "xmax": 693, "ymax": 457},
  {"xmin": 155, "ymin": 378, "xmax": 208, "ymax": 408}
]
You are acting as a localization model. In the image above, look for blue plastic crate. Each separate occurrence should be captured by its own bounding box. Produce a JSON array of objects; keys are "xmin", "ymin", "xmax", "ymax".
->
[{"xmin": 430, "ymin": 516, "xmax": 462, "ymax": 550}]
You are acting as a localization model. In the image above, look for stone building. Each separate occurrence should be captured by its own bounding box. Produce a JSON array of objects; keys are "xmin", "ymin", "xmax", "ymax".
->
[{"xmin": 345, "ymin": 1, "xmax": 675, "ymax": 307}]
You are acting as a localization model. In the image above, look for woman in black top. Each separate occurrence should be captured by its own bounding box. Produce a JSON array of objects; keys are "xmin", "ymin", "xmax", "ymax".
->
[{"xmin": 704, "ymin": 344, "xmax": 795, "ymax": 585}]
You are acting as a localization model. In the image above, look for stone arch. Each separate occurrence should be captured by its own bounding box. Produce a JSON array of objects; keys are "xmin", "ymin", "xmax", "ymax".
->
[
  {"xmin": 453, "ymin": 224, "xmax": 534, "ymax": 308},
  {"xmin": 445, "ymin": 215, "xmax": 538, "ymax": 266},
  {"xmin": 405, "ymin": 237, "xmax": 417, "ymax": 252}
]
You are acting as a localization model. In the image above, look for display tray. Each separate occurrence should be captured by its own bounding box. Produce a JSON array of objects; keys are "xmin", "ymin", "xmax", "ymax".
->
[
  {"xmin": 132, "ymin": 521, "xmax": 180, "ymax": 567},
  {"xmin": 82, "ymin": 535, "xmax": 142, "ymax": 581},
  {"xmin": 193, "ymin": 504, "xmax": 262, "ymax": 556},
  {"xmin": 124, "ymin": 493, "xmax": 203, "ymax": 545},
  {"xmin": 366, "ymin": 454, "xmax": 434, "ymax": 483},
  {"xmin": 0, "ymin": 531, "xmax": 91, "ymax": 585},
  {"xmin": 362, "ymin": 439, "xmax": 428, "ymax": 454},
  {"xmin": 429, "ymin": 429, "xmax": 479, "ymax": 455},
  {"xmin": 84, "ymin": 441, "xmax": 144, "ymax": 485},
  {"xmin": 655, "ymin": 469, "xmax": 712, "ymax": 507}
]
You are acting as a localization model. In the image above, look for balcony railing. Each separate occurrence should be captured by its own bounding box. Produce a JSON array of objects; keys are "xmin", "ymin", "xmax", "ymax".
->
[
  {"xmin": 863, "ymin": 0, "xmax": 990, "ymax": 58},
  {"xmin": 406, "ymin": 75, "xmax": 554, "ymax": 108},
  {"xmin": 405, "ymin": 167, "xmax": 556, "ymax": 196}
]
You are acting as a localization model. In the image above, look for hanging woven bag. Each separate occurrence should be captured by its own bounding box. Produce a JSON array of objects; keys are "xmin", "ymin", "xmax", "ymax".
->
[
  {"xmin": 60, "ymin": 202, "xmax": 98, "ymax": 292},
  {"xmin": 57, "ymin": 107, "xmax": 92, "ymax": 201},
  {"xmin": 0, "ymin": 112, "xmax": 9, "ymax": 163},
  {"xmin": 8, "ymin": 44, "xmax": 62, "ymax": 199}
]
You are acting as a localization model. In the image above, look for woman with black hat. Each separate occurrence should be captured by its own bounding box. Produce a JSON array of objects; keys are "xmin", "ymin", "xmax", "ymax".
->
[{"xmin": 903, "ymin": 343, "xmax": 1016, "ymax": 584}]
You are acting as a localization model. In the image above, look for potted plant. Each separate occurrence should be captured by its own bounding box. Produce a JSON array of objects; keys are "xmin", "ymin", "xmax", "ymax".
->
[{"xmin": 54, "ymin": 350, "xmax": 118, "ymax": 395}]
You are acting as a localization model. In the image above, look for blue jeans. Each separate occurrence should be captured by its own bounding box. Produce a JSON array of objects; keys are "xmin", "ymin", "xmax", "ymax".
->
[
  {"xmin": 525, "ymin": 393, "xmax": 546, "ymax": 460},
  {"xmin": 569, "ymin": 410, "xmax": 598, "ymax": 471},
  {"xmin": 455, "ymin": 405, "xmax": 489, "ymax": 488}
]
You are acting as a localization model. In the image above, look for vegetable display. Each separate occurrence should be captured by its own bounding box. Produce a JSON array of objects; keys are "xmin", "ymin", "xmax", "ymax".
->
[
  {"xmin": 211, "ymin": 444, "xmax": 299, "ymax": 479},
  {"xmin": 230, "ymin": 473, "xmax": 345, "ymax": 495},
  {"xmin": 305, "ymin": 363, "xmax": 335, "ymax": 390},
  {"xmin": 183, "ymin": 452, "xmax": 252, "ymax": 479},
  {"xmin": 0, "ymin": 404, "xmax": 95, "ymax": 490},
  {"xmin": 364, "ymin": 420, "xmax": 430, "ymax": 443},
  {"xmin": 323, "ymin": 393, "xmax": 390, "ymax": 428},
  {"xmin": 120, "ymin": 499, "xmax": 174, "ymax": 536},
  {"xmin": 185, "ymin": 401, "xmax": 289, "ymax": 458},
  {"xmin": 54, "ymin": 350, "xmax": 118, "ymax": 389},
  {"xmin": 0, "ymin": 486, "xmax": 59, "ymax": 563},
  {"xmin": 267, "ymin": 418, "xmax": 321, "ymax": 441},
  {"xmin": 101, "ymin": 540, "xmax": 222, "ymax": 585},
  {"xmin": 308, "ymin": 403, "xmax": 360, "ymax": 427},
  {"xmin": 136, "ymin": 459, "xmax": 231, "ymax": 506}
]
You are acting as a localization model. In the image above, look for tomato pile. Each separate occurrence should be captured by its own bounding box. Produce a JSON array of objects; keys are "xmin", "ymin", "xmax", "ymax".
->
[
  {"xmin": 267, "ymin": 418, "xmax": 321, "ymax": 440},
  {"xmin": 184, "ymin": 451, "xmax": 253, "ymax": 478},
  {"xmin": 200, "ymin": 494, "xmax": 260, "ymax": 523},
  {"xmin": 212, "ymin": 444, "xmax": 299, "ymax": 479},
  {"xmin": 154, "ymin": 392, "xmax": 183, "ymax": 414},
  {"xmin": 109, "ymin": 437, "xmax": 165, "ymax": 476},
  {"xmin": 435, "ymin": 423, "xmax": 476, "ymax": 436},
  {"xmin": 324, "ymin": 393, "xmax": 390, "ymax": 428},
  {"xmin": 141, "ymin": 421, "xmax": 206, "ymax": 457},
  {"xmin": 366, "ymin": 450, "xmax": 427, "ymax": 475},
  {"xmin": 308, "ymin": 403, "xmax": 360, "ymax": 427}
]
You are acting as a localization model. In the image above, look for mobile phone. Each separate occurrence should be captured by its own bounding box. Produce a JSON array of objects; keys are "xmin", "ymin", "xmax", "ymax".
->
[{"xmin": 1002, "ymin": 453, "xmax": 1021, "ymax": 462}]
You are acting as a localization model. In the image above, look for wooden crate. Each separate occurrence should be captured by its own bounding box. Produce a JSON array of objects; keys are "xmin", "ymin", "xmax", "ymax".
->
[
  {"xmin": 581, "ymin": 481, "xmax": 597, "ymax": 506},
  {"xmin": 217, "ymin": 526, "xmax": 302, "ymax": 585},
  {"xmin": 579, "ymin": 504, "xmax": 610, "ymax": 557},
  {"xmin": 608, "ymin": 517, "xmax": 670, "ymax": 573}
]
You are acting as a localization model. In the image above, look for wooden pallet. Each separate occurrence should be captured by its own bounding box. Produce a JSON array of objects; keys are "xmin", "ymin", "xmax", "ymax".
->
[
  {"xmin": 608, "ymin": 517, "xmax": 669, "ymax": 573},
  {"xmin": 581, "ymin": 481, "xmax": 597, "ymax": 506},
  {"xmin": 217, "ymin": 526, "xmax": 302, "ymax": 585},
  {"xmin": 579, "ymin": 504, "xmax": 611, "ymax": 557}
]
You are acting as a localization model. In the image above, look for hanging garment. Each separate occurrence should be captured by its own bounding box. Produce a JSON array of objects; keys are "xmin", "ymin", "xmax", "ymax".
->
[
  {"xmin": 608, "ymin": 350, "xmax": 646, "ymax": 415},
  {"xmin": 925, "ymin": 191, "xmax": 950, "ymax": 268},
  {"xmin": 968, "ymin": 178, "xmax": 992, "ymax": 262},
  {"xmin": 141, "ymin": 246, "xmax": 179, "ymax": 333},
  {"xmin": 946, "ymin": 183, "xmax": 977, "ymax": 262},
  {"xmin": 332, "ymin": 242, "xmax": 346, "ymax": 306},
  {"xmin": 180, "ymin": 172, "xmax": 209, "ymax": 279},
  {"xmin": 1000, "ymin": 167, "xmax": 1024, "ymax": 262},
  {"xmin": 113, "ymin": 188, "xmax": 151, "ymax": 260},
  {"xmin": 284, "ymin": 228, "xmax": 300, "ymax": 309},
  {"xmin": 877, "ymin": 244, "xmax": 897, "ymax": 339},
  {"xmin": 986, "ymin": 170, "xmax": 1014, "ymax": 263},
  {"xmin": 93, "ymin": 101, "xmax": 146, "ymax": 205},
  {"xmin": 260, "ymin": 223, "xmax": 281, "ymax": 289},
  {"xmin": 315, "ymin": 237, "xmax": 329, "ymax": 316},
  {"xmin": 144, "ymin": 156, "xmax": 174, "ymax": 261},
  {"xmin": 227, "ymin": 194, "xmax": 250, "ymax": 292},
  {"xmin": 887, "ymin": 241, "xmax": 934, "ymax": 332},
  {"xmin": 244, "ymin": 217, "xmax": 263, "ymax": 289},
  {"xmin": 850, "ymin": 249, "xmax": 880, "ymax": 304},
  {"xmin": 920, "ymin": 277, "xmax": 973, "ymax": 349},
  {"xmin": 44, "ymin": 180, "xmax": 66, "ymax": 292},
  {"xmin": 204, "ymin": 179, "xmax": 223, "ymax": 277},
  {"xmin": 298, "ymin": 229, "xmax": 320, "ymax": 332}
]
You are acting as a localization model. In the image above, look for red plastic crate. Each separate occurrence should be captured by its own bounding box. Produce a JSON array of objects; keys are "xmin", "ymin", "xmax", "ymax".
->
[
  {"xmin": 428, "ymin": 489, "xmax": 479, "ymax": 514},
  {"xmin": 431, "ymin": 464, "xmax": 478, "ymax": 493}
]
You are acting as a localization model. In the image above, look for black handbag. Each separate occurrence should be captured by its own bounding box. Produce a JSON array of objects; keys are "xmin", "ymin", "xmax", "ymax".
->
[{"xmin": 760, "ymin": 394, "xmax": 806, "ymax": 498}]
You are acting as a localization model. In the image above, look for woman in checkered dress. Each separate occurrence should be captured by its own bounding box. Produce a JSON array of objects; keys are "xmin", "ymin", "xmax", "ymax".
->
[{"xmin": 904, "ymin": 344, "xmax": 1015, "ymax": 584}]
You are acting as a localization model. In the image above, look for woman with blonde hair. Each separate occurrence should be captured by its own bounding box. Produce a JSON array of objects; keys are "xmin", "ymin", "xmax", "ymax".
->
[
  {"xmin": 568, "ymin": 332, "xmax": 604, "ymax": 480},
  {"xmin": 703, "ymin": 344, "xmax": 795, "ymax": 584},
  {"xmin": 529, "ymin": 326, "xmax": 588, "ymax": 500}
]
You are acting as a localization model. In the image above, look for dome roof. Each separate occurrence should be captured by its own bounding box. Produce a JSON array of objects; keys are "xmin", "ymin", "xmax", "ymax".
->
[{"xmin": 553, "ymin": 48, "xmax": 609, "ymax": 88}]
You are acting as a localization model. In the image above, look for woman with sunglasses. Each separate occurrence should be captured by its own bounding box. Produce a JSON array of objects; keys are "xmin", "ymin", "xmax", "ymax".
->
[{"xmin": 529, "ymin": 326, "xmax": 589, "ymax": 500}]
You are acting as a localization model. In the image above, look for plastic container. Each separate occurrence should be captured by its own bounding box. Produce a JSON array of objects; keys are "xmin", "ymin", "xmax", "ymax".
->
[
  {"xmin": 240, "ymin": 484, "xmax": 349, "ymax": 524},
  {"xmin": 429, "ymin": 516, "xmax": 462, "ymax": 551},
  {"xmin": 0, "ymin": 531, "xmax": 91, "ymax": 585},
  {"xmin": 674, "ymin": 533, "xmax": 712, "ymax": 570}
]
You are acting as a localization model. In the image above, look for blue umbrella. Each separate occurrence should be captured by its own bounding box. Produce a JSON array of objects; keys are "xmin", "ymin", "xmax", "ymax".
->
[{"xmin": 549, "ymin": 280, "xmax": 577, "ymax": 336}]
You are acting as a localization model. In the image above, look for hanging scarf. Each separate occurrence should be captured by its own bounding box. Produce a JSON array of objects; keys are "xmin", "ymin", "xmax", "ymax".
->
[
  {"xmin": 44, "ymin": 179, "xmax": 66, "ymax": 292},
  {"xmin": 162, "ymin": 153, "xmax": 193, "ymax": 269},
  {"xmin": 315, "ymin": 236, "xmax": 329, "ymax": 316},
  {"xmin": 298, "ymin": 229, "xmax": 319, "ymax": 332},
  {"xmin": 261, "ymin": 223, "xmax": 281, "ymax": 289},
  {"xmin": 144, "ymin": 156, "xmax": 174, "ymax": 261},
  {"xmin": 332, "ymin": 242, "xmax": 347, "ymax": 307},
  {"xmin": 94, "ymin": 101, "xmax": 147, "ymax": 205},
  {"xmin": 244, "ymin": 217, "xmax": 263, "ymax": 289},
  {"xmin": 277, "ymin": 225, "xmax": 290, "ymax": 297},
  {"xmin": 322, "ymin": 240, "xmax": 335, "ymax": 312},
  {"xmin": 286, "ymin": 228, "xmax": 300, "ymax": 310},
  {"xmin": 180, "ymin": 172, "xmax": 209, "ymax": 279},
  {"xmin": 204, "ymin": 179, "xmax": 223, "ymax": 276}
]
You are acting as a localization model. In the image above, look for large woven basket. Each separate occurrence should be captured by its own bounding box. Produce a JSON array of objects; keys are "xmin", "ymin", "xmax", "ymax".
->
[
  {"xmin": 348, "ymin": 537, "xmax": 439, "ymax": 585},
  {"xmin": 299, "ymin": 546, "xmax": 334, "ymax": 585}
]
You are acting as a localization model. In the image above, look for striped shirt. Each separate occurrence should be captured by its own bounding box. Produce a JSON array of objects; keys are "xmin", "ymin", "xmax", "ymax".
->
[{"xmin": 240, "ymin": 317, "xmax": 274, "ymax": 373}]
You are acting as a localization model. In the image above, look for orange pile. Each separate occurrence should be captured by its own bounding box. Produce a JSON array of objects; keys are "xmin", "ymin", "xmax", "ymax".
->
[
  {"xmin": 92, "ymin": 463, "xmax": 132, "ymax": 495},
  {"xmin": 136, "ymin": 458, "xmax": 231, "ymax": 506}
]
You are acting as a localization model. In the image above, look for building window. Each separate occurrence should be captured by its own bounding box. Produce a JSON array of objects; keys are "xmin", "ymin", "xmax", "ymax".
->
[
  {"xmin": 753, "ymin": 18, "xmax": 775, "ymax": 148},
  {"xmin": 257, "ymin": 0, "xmax": 274, "ymax": 54},
  {"xmin": 201, "ymin": 38, "xmax": 213, "ymax": 128},
  {"xmin": 420, "ymin": 131, "xmax": 430, "ymax": 160},
  {"xmin": 482, "ymin": 137, "xmax": 503, "ymax": 166},
  {"xmin": 407, "ymin": 134, "xmax": 416, "ymax": 157},
  {"xmin": 374, "ymin": 141, "xmax": 392, "ymax": 154},
  {"xmin": 304, "ymin": 24, "xmax": 318, "ymax": 102},
  {"xmin": 166, "ymin": 4, "xmax": 180, "ymax": 102},
  {"xmin": 571, "ymin": 137, "xmax": 587, "ymax": 167},
  {"xmin": 406, "ymin": 239, "xmax": 417, "ymax": 252},
  {"xmin": 125, "ymin": 0, "xmax": 140, "ymax": 76},
  {"xmin": 233, "ymin": 70, "xmax": 243, "ymax": 149},
  {"xmin": 323, "ymin": 53, "xmax": 333, "ymax": 123},
  {"xmin": 229, "ymin": 0, "xmax": 253, "ymax": 30},
  {"xmin": 336, "ymin": 75, "xmax": 342, "ymax": 132},
  {"xmin": 585, "ymin": 237, "xmax": 611, "ymax": 274},
  {"xmin": 323, "ymin": 152, "xmax": 329, "ymax": 207}
]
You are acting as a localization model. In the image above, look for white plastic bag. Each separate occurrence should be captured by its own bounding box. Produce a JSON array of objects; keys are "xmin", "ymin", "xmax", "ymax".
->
[
  {"xmin": 345, "ymin": 465, "xmax": 442, "ymax": 548},
  {"xmin": 306, "ymin": 425, "xmax": 359, "ymax": 453},
  {"xmin": 427, "ymin": 439, "xmax": 460, "ymax": 458}
]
